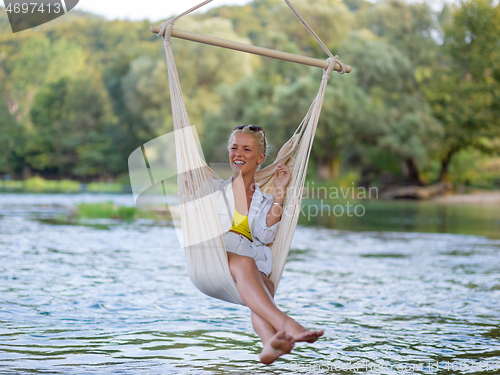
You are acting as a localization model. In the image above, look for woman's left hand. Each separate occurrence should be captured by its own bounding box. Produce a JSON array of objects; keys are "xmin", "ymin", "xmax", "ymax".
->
[{"xmin": 274, "ymin": 163, "xmax": 291, "ymax": 190}]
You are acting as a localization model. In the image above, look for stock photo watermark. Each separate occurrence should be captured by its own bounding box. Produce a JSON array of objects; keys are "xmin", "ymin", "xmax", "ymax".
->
[
  {"xmin": 4, "ymin": 0, "xmax": 79, "ymax": 33},
  {"xmin": 290, "ymin": 359, "xmax": 500, "ymax": 373},
  {"xmin": 296, "ymin": 181, "xmax": 378, "ymax": 220}
]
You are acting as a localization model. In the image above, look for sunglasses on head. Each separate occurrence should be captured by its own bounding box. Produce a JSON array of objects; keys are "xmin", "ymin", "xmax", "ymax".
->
[{"xmin": 234, "ymin": 125, "xmax": 265, "ymax": 136}]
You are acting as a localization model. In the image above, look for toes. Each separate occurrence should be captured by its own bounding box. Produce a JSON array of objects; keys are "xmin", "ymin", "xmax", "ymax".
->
[{"xmin": 293, "ymin": 330, "xmax": 324, "ymax": 343}]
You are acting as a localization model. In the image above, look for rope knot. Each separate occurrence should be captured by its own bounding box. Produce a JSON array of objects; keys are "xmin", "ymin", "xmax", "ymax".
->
[
  {"xmin": 336, "ymin": 56, "xmax": 347, "ymax": 75},
  {"xmin": 323, "ymin": 57, "xmax": 337, "ymax": 80},
  {"xmin": 158, "ymin": 19, "xmax": 175, "ymax": 46},
  {"xmin": 323, "ymin": 56, "xmax": 347, "ymax": 80}
]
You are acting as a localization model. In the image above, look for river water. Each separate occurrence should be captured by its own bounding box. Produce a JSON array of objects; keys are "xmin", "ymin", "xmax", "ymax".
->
[{"xmin": 1, "ymin": 193, "xmax": 499, "ymax": 374}]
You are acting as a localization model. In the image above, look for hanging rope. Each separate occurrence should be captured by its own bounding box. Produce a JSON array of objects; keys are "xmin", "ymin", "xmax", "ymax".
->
[
  {"xmin": 146, "ymin": 0, "xmax": 350, "ymax": 304},
  {"xmin": 157, "ymin": 0, "xmax": 347, "ymax": 74},
  {"xmin": 282, "ymin": 0, "xmax": 346, "ymax": 74},
  {"xmin": 172, "ymin": 0, "xmax": 214, "ymax": 22}
]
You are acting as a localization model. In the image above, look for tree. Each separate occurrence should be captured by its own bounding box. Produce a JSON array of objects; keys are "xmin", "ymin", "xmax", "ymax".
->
[
  {"xmin": 200, "ymin": 75, "xmax": 277, "ymax": 165},
  {"xmin": 28, "ymin": 72, "xmax": 118, "ymax": 178},
  {"xmin": 207, "ymin": 0, "xmax": 354, "ymax": 59},
  {"xmin": 0, "ymin": 97, "xmax": 25, "ymax": 175},
  {"xmin": 120, "ymin": 56, "xmax": 173, "ymax": 141},
  {"xmin": 273, "ymin": 0, "xmax": 355, "ymax": 55},
  {"xmin": 117, "ymin": 16, "xmax": 254, "ymax": 150},
  {"xmin": 274, "ymin": 70, "xmax": 380, "ymax": 181},
  {"xmin": 5, "ymin": 36, "xmax": 86, "ymax": 124},
  {"xmin": 358, "ymin": 0, "xmax": 439, "ymax": 68},
  {"xmin": 422, "ymin": 0, "xmax": 500, "ymax": 181},
  {"xmin": 338, "ymin": 32, "xmax": 443, "ymax": 184}
]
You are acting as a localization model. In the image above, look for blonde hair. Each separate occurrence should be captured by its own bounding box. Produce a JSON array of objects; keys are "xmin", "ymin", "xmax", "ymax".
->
[{"xmin": 227, "ymin": 125, "xmax": 268, "ymax": 162}]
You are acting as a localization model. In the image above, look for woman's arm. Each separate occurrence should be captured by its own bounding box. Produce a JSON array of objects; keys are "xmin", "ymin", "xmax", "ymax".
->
[
  {"xmin": 254, "ymin": 202, "xmax": 281, "ymax": 245},
  {"xmin": 266, "ymin": 163, "xmax": 291, "ymax": 227},
  {"xmin": 266, "ymin": 186, "xmax": 285, "ymax": 227}
]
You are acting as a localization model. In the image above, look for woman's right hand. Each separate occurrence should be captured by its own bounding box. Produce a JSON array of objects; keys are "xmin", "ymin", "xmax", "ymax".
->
[{"xmin": 274, "ymin": 163, "xmax": 291, "ymax": 190}]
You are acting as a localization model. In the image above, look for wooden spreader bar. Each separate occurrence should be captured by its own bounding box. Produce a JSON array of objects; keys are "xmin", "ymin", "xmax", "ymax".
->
[{"xmin": 151, "ymin": 25, "xmax": 351, "ymax": 73}]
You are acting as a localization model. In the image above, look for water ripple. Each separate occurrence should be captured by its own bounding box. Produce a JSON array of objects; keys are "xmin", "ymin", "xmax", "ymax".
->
[{"xmin": 0, "ymin": 196, "xmax": 499, "ymax": 373}]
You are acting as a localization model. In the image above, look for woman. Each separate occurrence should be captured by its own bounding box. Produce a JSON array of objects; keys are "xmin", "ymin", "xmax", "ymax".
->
[{"xmin": 221, "ymin": 124, "xmax": 323, "ymax": 364}]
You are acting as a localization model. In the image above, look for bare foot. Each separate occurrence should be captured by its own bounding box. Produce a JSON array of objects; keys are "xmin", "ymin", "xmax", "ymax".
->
[
  {"xmin": 260, "ymin": 330, "xmax": 294, "ymax": 364},
  {"xmin": 293, "ymin": 329, "xmax": 324, "ymax": 343},
  {"xmin": 283, "ymin": 318, "xmax": 324, "ymax": 343}
]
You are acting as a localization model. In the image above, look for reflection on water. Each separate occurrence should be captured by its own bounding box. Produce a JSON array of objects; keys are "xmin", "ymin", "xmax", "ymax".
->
[
  {"xmin": 0, "ymin": 194, "xmax": 499, "ymax": 374},
  {"xmin": 300, "ymin": 199, "xmax": 500, "ymax": 239}
]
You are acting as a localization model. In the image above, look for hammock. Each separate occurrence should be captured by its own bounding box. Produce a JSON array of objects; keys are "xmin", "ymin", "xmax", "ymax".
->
[{"xmin": 130, "ymin": 0, "xmax": 350, "ymax": 305}]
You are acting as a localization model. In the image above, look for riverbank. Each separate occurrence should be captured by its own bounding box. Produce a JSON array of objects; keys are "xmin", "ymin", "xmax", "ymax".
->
[
  {"xmin": 0, "ymin": 177, "xmax": 130, "ymax": 194},
  {"xmin": 431, "ymin": 189, "xmax": 500, "ymax": 205},
  {"xmin": 2, "ymin": 176, "xmax": 500, "ymax": 207}
]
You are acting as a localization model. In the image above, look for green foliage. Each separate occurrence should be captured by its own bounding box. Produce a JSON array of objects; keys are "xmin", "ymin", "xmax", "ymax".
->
[
  {"xmin": 0, "ymin": 96, "xmax": 24, "ymax": 174},
  {"xmin": 353, "ymin": 144, "xmax": 405, "ymax": 185},
  {"xmin": 5, "ymin": 36, "xmax": 87, "ymax": 125},
  {"xmin": 76, "ymin": 201, "xmax": 123, "ymax": 219},
  {"xmin": 273, "ymin": 70, "xmax": 379, "ymax": 180},
  {"xmin": 24, "ymin": 176, "xmax": 56, "ymax": 191},
  {"xmin": 200, "ymin": 74, "xmax": 278, "ymax": 165},
  {"xmin": 120, "ymin": 55, "xmax": 172, "ymax": 139},
  {"xmin": 448, "ymin": 149, "xmax": 500, "ymax": 189},
  {"xmin": 443, "ymin": 0, "xmax": 500, "ymax": 82},
  {"xmin": 0, "ymin": 1, "xmax": 499, "ymax": 189},
  {"xmin": 27, "ymin": 72, "xmax": 118, "ymax": 177},
  {"xmin": 307, "ymin": 170, "xmax": 361, "ymax": 190},
  {"xmin": 274, "ymin": 0, "xmax": 355, "ymax": 53},
  {"xmin": 75, "ymin": 201, "xmax": 169, "ymax": 221},
  {"xmin": 58, "ymin": 180, "xmax": 82, "ymax": 191},
  {"xmin": 422, "ymin": 0, "xmax": 500, "ymax": 181},
  {"xmin": 338, "ymin": 33, "xmax": 443, "ymax": 181},
  {"xmin": 0, "ymin": 177, "xmax": 80, "ymax": 192},
  {"xmin": 0, "ymin": 176, "xmax": 133, "ymax": 193},
  {"xmin": 87, "ymin": 182, "xmax": 124, "ymax": 193},
  {"xmin": 358, "ymin": 0, "xmax": 439, "ymax": 67}
]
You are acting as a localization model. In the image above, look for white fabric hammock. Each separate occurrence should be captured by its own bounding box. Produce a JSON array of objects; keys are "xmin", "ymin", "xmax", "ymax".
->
[{"xmin": 137, "ymin": 0, "xmax": 347, "ymax": 305}]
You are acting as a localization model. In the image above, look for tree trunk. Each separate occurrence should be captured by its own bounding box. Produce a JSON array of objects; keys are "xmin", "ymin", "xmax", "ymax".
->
[
  {"xmin": 401, "ymin": 157, "xmax": 422, "ymax": 185},
  {"xmin": 439, "ymin": 146, "xmax": 457, "ymax": 182}
]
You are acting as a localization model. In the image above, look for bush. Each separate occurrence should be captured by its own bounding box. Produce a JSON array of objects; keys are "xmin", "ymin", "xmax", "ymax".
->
[
  {"xmin": 23, "ymin": 176, "xmax": 48, "ymax": 191},
  {"xmin": 58, "ymin": 180, "xmax": 80, "ymax": 192},
  {"xmin": 449, "ymin": 151, "xmax": 500, "ymax": 189},
  {"xmin": 75, "ymin": 201, "xmax": 173, "ymax": 221},
  {"xmin": 87, "ymin": 182, "xmax": 123, "ymax": 193},
  {"xmin": 76, "ymin": 201, "xmax": 137, "ymax": 220}
]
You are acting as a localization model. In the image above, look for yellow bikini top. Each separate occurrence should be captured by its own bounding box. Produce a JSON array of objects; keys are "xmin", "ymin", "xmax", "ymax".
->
[{"xmin": 229, "ymin": 210, "xmax": 253, "ymax": 242}]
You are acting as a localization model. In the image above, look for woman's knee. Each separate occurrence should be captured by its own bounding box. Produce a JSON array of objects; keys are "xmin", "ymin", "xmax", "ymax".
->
[{"xmin": 227, "ymin": 252, "xmax": 258, "ymax": 275}]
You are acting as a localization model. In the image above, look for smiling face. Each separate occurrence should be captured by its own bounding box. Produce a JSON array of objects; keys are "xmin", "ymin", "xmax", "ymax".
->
[{"xmin": 229, "ymin": 133, "xmax": 266, "ymax": 178}]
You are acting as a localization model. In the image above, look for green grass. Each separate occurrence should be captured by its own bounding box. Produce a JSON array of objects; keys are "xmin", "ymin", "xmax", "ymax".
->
[
  {"xmin": 23, "ymin": 177, "xmax": 81, "ymax": 192},
  {"xmin": 0, "ymin": 177, "xmax": 130, "ymax": 193},
  {"xmin": 87, "ymin": 182, "xmax": 124, "ymax": 193},
  {"xmin": 76, "ymin": 201, "xmax": 170, "ymax": 221},
  {"xmin": 76, "ymin": 202, "xmax": 135, "ymax": 220}
]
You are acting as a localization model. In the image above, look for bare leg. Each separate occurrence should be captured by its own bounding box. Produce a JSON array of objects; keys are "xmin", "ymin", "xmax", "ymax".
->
[
  {"xmin": 251, "ymin": 273, "xmax": 277, "ymax": 343},
  {"xmin": 250, "ymin": 273, "xmax": 294, "ymax": 364},
  {"xmin": 227, "ymin": 252, "xmax": 324, "ymax": 356}
]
